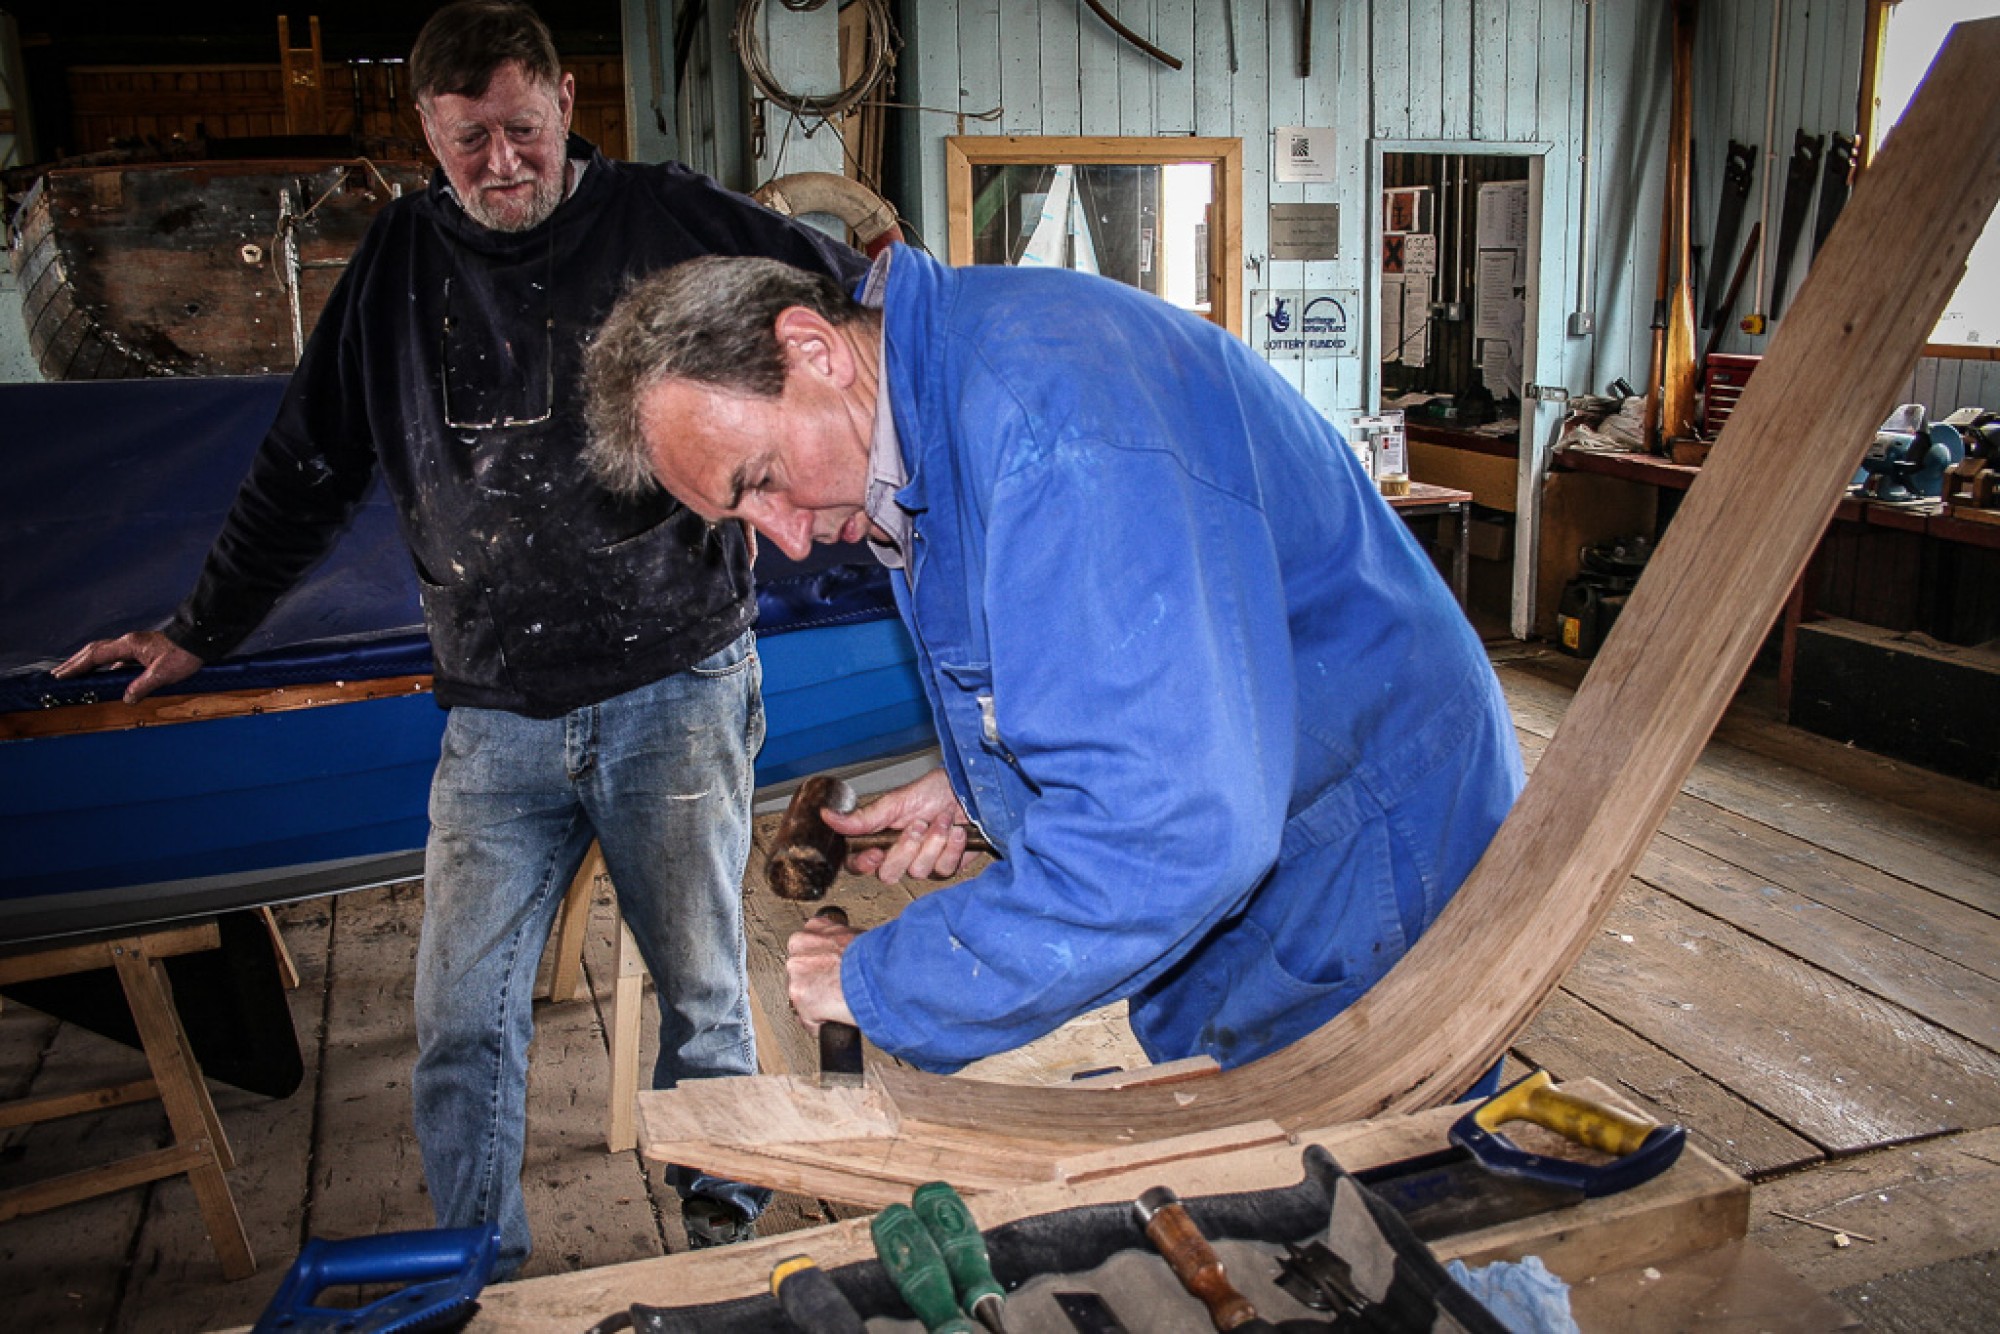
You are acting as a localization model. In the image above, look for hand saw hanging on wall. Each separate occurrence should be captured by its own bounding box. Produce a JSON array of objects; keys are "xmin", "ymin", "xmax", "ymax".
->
[{"xmin": 1702, "ymin": 140, "xmax": 1756, "ymax": 329}]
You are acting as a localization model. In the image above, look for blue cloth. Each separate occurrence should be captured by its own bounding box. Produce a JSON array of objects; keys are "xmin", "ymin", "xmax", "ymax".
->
[
  {"xmin": 840, "ymin": 248, "xmax": 1524, "ymax": 1072},
  {"xmin": 1445, "ymin": 1256, "xmax": 1580, "ymax": 1334},
  {"xmin": 413, "ymin": 632, "xmax": 769, "ymax": 1276}
]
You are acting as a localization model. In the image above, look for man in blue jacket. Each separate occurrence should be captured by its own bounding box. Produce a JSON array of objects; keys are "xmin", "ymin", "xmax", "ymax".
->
[{"xmin": 583, "ymin": 247, "xmax": 1522, "ymax": 1077}]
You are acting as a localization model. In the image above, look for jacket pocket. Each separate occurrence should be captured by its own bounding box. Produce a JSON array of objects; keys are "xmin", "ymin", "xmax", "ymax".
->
[
  {"xmin": 935, "ymin": 660, "xmax": 1025, "ymax": 840},
  {"xmin": 416, "ymin": 573, "xmax": 513, "ymax": 695}
]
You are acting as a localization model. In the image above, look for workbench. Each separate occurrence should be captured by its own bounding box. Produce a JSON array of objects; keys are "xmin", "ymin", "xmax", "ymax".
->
[
  {"xmin": 467, "ymin": 1079, "xmax": 1853, "ymax": 1332},
  {"xmin": 1552, "ymin": 449, "xmax": 1999, "ymax": 729}
]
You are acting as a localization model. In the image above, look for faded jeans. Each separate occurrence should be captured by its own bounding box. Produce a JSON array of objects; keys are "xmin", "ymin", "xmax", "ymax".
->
[{"xmin": 413, "ymin": 631, "xmax": 769, "ymax": 1275}]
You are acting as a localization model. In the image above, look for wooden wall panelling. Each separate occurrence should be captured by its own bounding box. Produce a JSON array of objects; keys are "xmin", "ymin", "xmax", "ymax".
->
[
  {"xmin": 1231, "ymin": 0, "xmax": 1271, "ymax": 343},
  {"xmin": 1305, "ymin": 0, "xmax": 1362, "ymax": 410},
  {"xmin": 1153, "ymin": 0, "xmax": 1195, "ymax": 135},
  {"xmin": 953, "ymin": 0, "xmax": 996, "ymax": 143},
  {"xmin": 1036, "ymin": 0, "xmax": 1081, "ymax": 136},
  {"xmin": 1189, "ymin": 0, "xmax": 1232, "ymax": 137},
  {"xmin": 1077, "ymin": 0, "xmax": 1119, "ymax": 134},
  {"xmin": 1402, "ymin": 1, "xmax": 1437, "ymax": 142},
  {"xmin": 1438, "ymin": 0, "xmax": 1475, "ymax": 141},
  {"xmin": 1262, "ymin": 0, "xmax": 1307, "ymax": 398},
  {"xmin": 1470, "ymin": 0, "xmax": 1509, "ymax": 141}
]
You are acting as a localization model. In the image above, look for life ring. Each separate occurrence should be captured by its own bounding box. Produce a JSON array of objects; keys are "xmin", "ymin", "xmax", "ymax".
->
[{"xmin": 752, "ymin": 171, "xmax": 905, "ymax": 259}]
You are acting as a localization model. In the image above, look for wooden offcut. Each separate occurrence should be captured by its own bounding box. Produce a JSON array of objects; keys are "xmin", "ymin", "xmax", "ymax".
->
[{"xmin": 633, "ymin": 16, "xmax": 2000, "ymax": 1186}]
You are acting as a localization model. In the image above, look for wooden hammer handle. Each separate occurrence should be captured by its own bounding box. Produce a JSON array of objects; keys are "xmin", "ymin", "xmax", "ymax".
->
[{"xmin": 844, "ymin": 826, "xmax": 996, "ymax": 855}]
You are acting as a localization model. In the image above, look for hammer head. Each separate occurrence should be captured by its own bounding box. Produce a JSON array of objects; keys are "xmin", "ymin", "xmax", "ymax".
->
[{"xmin": 765, "ymin": 775, "xmax": 861, "ymax": 901}]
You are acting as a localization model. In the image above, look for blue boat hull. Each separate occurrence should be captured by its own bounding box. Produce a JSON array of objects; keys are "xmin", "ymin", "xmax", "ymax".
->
[
  {"xmin": 3, "ymin": 374, "xmax": 934, "ymax": 943},
  {"xmin": 0, "ymin": 618, "xmax": 932, "ymax": 943}
]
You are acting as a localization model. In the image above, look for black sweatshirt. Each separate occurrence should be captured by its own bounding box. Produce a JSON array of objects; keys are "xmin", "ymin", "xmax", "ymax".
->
[{"xmin": 168, "ymin": 137, "xmax": 867, "ymax": 717}]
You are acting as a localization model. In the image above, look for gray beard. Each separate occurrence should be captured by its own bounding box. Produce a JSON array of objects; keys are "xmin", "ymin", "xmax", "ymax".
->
[{"xmin": 464, "ymin": 167, "xmax": 567, "ymax": 233}]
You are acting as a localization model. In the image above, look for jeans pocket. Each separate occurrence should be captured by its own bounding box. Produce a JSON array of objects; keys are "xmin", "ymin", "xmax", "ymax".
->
[{"xmin": 687, "ymin": 630, "xmax": 757, "ymax": 679}]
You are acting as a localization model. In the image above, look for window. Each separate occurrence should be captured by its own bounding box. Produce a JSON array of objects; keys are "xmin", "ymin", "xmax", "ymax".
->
[{"xmin": 1873, "ymin": 1, "xmax": 1999, "ymax": 351}]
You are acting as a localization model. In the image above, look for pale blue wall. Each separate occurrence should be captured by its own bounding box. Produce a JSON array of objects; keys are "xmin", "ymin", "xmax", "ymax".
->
[{"xmin": 885, "ymin": 0, "xmax": 1986, "ymax": 420}]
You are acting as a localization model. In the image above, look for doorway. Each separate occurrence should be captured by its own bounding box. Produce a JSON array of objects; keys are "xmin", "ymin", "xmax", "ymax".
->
[{"xmin": 1369, "ymin": 145, "xmax": 1557, "ymax": 640}]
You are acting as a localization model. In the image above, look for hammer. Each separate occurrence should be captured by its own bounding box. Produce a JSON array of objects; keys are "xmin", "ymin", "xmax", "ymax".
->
[{"xmin": 765, "ymin": 774, "xmax": 994, "ymax": 901}]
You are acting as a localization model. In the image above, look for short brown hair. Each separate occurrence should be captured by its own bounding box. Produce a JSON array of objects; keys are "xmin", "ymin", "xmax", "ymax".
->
[{"xmin": 410, "ymin": 1, "xmax": 561, "ymax": 104}]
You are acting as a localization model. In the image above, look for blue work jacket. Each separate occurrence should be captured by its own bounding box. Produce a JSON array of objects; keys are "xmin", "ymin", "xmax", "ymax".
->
[{"xmin": 840, "ymin": 248, "xmax": 1523, "ymax": 1072}]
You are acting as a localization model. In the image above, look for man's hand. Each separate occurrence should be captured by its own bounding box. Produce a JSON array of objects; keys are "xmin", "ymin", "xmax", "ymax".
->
[
  {"xmin": 785, "ymin": 913, "xmax": 859, "ymax": 1032},
  {"xmin": 51, "ymin": 631, "xmax": 203, "ymax": 705},
  {"xmin": 823, "ymin": 766, "xmax": 979, "ymax": 884}
]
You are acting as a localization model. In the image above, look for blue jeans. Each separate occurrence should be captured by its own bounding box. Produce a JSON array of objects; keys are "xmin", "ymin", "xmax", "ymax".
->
[{"xmin": 413, "ymin": 632, "xmax": 770, "ymax": 1275}]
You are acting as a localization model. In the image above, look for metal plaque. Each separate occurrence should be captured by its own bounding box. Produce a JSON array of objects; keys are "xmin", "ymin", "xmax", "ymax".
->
[{"xmin": 1269, "ymin": 203, "xmax": 1340, "ymax": 261}]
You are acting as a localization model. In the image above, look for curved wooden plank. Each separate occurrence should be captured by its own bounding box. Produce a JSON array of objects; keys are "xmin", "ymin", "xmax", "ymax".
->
[{"xmin": 641, "ymin": 17, "xmax": 2000, "ymax": 1162}]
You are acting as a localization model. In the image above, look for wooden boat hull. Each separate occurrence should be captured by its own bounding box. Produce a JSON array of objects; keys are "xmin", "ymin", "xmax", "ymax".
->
[{"xmin": 10, "ymin": 158, "xmax": 426, "ymax": 379}]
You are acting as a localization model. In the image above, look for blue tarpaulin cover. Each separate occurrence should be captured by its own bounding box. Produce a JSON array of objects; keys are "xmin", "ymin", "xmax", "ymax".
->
[{"xmin": 0, "ymin": 375, "xmax": 899, "ymax": 711}]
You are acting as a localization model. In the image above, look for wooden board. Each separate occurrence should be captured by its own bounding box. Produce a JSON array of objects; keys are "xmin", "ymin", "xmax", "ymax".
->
[
  {"xmin": 1751, "ymin": 1125, "xmax": 2000, "ymax": 1295},
  {"xmin": 305, "ymin": 883, "xmax": 435, "ymax": 1241},
  {"xmin": 631, "ymin": 16, "xmax": 2000, "ymax": 1173}
]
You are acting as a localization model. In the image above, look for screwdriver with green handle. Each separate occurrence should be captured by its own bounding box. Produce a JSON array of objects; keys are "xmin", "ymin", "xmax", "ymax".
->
[
  {"xmin": 912, "ymin": 1181, "xmax": 1008, "ymax": 1333},
  {"xmin": 870, "ymin": 1203, "xmax": 979, "ymax": 1334}
]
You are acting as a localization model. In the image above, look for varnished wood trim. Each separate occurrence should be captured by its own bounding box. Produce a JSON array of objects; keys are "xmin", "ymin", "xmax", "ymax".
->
[
  {"xmin": 0, "ymin": 675, "xmax": 434, "ymax": 741},
  {"xmin": 1919, "ymin": 342, "xmax": 2000, "ymax": 362}
]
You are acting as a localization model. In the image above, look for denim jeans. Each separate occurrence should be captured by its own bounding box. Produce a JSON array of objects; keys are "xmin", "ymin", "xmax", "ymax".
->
[{"xmin": 412, "ymin": 631, "xmax": 770, "ymax": 1275}]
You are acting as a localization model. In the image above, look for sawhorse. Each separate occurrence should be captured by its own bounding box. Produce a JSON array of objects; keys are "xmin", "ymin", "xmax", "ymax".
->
[{"xmin": 0, "ymin": 919, "xmax": 255, "ymax": 1278}]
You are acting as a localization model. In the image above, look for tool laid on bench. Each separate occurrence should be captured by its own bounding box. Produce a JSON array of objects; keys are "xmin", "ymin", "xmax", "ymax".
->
[
  {"xmin": 872, "ymin": 1201, "xmax": 982, "ymax": 1333},
  {"xmin": 914, "ymin": 1180, "xmax": 1010, "ymax": 1333},
  {"xmin": 250, "ymin": 1224, "xmax": 502, "ymax": 1334},
  {"xmin": 1357, "ymin": 1070, "xmax": 1686, "ymax": 1241},
  {"xmin": 771, "ymin": 1253, "xmax": 869, "ymax": 1334},
  {"xmin": 768, "ymin": 773, "xmax": 996, "ymax": 901},
  {"xmin": 1133, "ymin": 1184, "xmax": 1269, "ymax": 1332}
]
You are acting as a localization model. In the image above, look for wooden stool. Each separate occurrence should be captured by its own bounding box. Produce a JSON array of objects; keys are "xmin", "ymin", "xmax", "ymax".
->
[{"xmin": 0, "ymin": 920, "xmax": 256, "ymax": 1279}]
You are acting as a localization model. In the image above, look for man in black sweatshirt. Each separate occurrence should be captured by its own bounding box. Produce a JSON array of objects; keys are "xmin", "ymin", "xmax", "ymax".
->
[{"xmin": 55, "ymin": 0, "xmax": 867, "ymax": 1273}]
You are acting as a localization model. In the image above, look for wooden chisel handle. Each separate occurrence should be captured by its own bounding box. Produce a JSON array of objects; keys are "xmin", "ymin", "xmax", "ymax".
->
[{"xmin": 1133, "ymin": 1186, "xmax": 1259, "ymax": 1331}]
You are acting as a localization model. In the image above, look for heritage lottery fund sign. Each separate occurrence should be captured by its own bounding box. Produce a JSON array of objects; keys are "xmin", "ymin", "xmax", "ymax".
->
[{"xmin": 1251, "ymin": 289, "xmax": 1360, "ymax": 359}]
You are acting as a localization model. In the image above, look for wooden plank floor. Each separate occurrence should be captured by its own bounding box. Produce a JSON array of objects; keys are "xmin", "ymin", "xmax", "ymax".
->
[{"xmin": 2, "ymin": 645, "xmax": 1997, "ymax": 1331}]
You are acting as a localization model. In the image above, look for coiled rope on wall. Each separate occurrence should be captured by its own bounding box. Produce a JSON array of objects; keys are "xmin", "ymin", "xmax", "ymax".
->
[{"xmin": 731, "ymin": 0, "xmax": 898, "ymax": 123}]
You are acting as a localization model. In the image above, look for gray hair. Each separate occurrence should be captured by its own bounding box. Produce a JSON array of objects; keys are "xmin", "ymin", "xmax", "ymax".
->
[{"xmin": 583, "ymin": 256, "xmax": 869, "ymax": 498}]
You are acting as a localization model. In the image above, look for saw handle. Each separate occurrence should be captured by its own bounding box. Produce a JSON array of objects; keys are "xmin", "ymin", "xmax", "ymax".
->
[{"xmin": 1449, "ymin": 1070, "xmax": 1686, "ymax": 1198}]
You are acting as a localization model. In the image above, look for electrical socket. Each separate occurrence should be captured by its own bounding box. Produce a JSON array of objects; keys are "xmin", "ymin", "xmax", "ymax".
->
[
  {"xmin": 1435, "ymin": 302, "xmax": 1466, "ymax": 322},
  {"xmin": 1568, "ymin": 311, "xmax": 1596, "ymax": 336}
]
